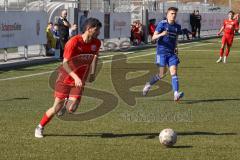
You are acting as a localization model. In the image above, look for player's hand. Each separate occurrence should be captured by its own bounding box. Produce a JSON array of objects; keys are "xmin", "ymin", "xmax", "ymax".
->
[
  {"xmin": 175, "ymin": 48, "xmax": 179, "ymax": 55},
  {"xmin": 217, "ymin": 32, "xmax": 221, "ymax": 36},
  {"xmin": 74, "ymin": 77, "xmax": 82, "ymax": 87}
]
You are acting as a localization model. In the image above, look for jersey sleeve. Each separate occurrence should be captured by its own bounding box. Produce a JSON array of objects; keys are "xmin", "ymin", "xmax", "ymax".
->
[
  {"xmin": 95, "ymin": 40, "xmax": 101, "ymax": 55},
  {"xmin": 155, "ymin": 22, "xmax": 164, "ymax": 33},
  {"xmin": 63, "ymin": 38, "xmax": 78, "ymax": 60},
  {"xmin": 223, "ymin": 20, "xmax": 226, "ymax": 29}
]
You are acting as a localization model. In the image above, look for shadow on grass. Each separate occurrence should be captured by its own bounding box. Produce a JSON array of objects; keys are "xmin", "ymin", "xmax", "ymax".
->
[
  {"xmin": 0, "ymin": 97, "xmax": 30, "ymax": 101},
  {"xmin": 158, "ymin": 98, "xmax": 240, "ymax": 104},
  {"xmin": 181, "ymin": 66, "xmax": 204, "ymax": 69},
  {"xmin": 45, "ymin": 131, "xmax": 237, "ymax": 139},
  {"xmin": 169, "ymin": 146, "xmax": 193, "ymax": 149},
  {"xmin": 183, "ymin": 98, "xmax": 240, "ymax": 104}
]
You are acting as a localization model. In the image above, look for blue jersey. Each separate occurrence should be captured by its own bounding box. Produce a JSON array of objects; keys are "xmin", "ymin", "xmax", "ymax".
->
[{"xmin": 155, "ymin": 20, "xmax": 182, "ymax": 54}]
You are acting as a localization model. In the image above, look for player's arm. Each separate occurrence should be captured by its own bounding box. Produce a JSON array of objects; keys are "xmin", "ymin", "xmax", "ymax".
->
[
  {"xmin": 152, "ymin": 22, "xmax": 168, "ymax": 41},
  {"xmin": 218, "ymin": 21, "xmax": 225, "ymax": 36},
  {"xmin": 87, "ymin": 54, "xmax": 98, "ymax": 82},
  {"xmin": 152, "ymin": 31, "xmax": 168, "ymax": 41},
  {"xmin": 63, "ymin": 19, "xmax": 70, "ymax": 27},
  {"xmin": 217, "ymin": 26, "xmax": 224, "ymax": 36},
  {"xmin": 234, "ymin": 20, "xmax": 239, "ymax": 33},
  {"xmin": 62, "ymin": 58, "xmax": 82, "ymax": 87}
]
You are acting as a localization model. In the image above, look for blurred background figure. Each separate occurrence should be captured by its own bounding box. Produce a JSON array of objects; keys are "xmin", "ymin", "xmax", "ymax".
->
[
  {"xmin": 79, "ymin": 10, "xmax": 88, "ymax": 33},
  {"xmin": 195, "ymin": 10, "xmax": 202, "ymax": 38},
  {"xmin": 57, "ymin": 10, "xmax": 70, "ymax": 59},
  {"xmin": 53, "ymin": 24, "xmax": 60, "ymax": 58},
  {"xmin": 46, "ymin": 22, "xmax": 56, "ymax": 56},
  {"xmin": 190, "ymin": 10, "xmax": 196, "ymax": 39},
  {"xmin": 130, "ymin": 20, "xmax": 143, "ymax": 45},
  {"xmin": 149, "ymin": 19, "xmax": 156, "ymax": 43}
]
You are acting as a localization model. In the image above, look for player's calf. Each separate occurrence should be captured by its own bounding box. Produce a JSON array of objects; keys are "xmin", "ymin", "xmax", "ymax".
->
[{"xmin": 35, "ymin": 99, "xmax": 64, "ymax": 138}]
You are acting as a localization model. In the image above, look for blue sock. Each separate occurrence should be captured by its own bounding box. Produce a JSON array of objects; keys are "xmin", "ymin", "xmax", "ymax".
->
[
  {"xmin": 171, "ymin": 75, "xmax": 179, "ymax": 92},
  {"xmin": 149, "ymin": 74, "xmax": 161, "ymax": 85}
]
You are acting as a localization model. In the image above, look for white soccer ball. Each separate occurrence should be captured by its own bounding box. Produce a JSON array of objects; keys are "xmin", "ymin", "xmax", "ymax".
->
[{"xmin": 159, "ymin": 128, "xmax": 177, "ymax": 147}]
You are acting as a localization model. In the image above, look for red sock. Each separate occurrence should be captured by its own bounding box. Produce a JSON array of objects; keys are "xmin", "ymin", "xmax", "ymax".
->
[
  {"xmin": 220, "ymin": 48, "xmax": 224, "ymax": 57},
  {"xmin": 225, "ymin": 48, "xmax": 230, "ymax": 57},
  {"xmin": 39, "ymin": 113, "xmax": 52, "ymax": 127}
]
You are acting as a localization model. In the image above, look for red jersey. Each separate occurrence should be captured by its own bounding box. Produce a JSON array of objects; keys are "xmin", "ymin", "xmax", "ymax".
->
[
  {"xmin": 223, "ymin": 19, "xmax": 239, "ymax": 35},
  {"xmin": 57, "ymin": 35, "xmax": 101, "ymax": 85}
]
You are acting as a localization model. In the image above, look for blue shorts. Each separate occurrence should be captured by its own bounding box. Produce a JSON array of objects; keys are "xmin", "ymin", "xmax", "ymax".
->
[{"xmin": 155, "ymin": 53, "xmax": 180, "ymax": 67}]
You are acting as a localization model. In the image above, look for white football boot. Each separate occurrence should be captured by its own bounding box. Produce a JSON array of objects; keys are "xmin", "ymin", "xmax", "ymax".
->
[
  {"xmin": 143, "ymin": 82, "xmax": 151, "ymax": 96},
  {"xmin": 35, "ymin": 126, "xmax": 44, "ymax": 138},
  {"xmin": 216, "ymin": 57, "xmax": 222, "ymax": 63},
  {"xmin": 223, "ymin": 56, "xmax": 227, "ymax": 63},
  {"xmin": 174, "ymin": 92, "xmax": 184, "ymax": 101}
]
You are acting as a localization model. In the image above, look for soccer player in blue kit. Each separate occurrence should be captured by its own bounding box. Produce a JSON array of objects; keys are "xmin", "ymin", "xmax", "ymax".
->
[{"xmin": 143, "ymin": 7, "xmax": 184, "ymax": 101}]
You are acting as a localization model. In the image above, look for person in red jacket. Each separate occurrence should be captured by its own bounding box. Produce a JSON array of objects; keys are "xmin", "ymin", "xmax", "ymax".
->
[{"xmin": 149, "ymin": 19, "xmax": 156, "ymax": 40}]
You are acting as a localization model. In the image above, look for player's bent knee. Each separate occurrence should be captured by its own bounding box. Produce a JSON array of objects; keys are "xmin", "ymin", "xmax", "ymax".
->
[
  {"xmin": 66, "ymin": 99, "xmax": 80, "ymax": 113},
  {"xmin": 169, "ymin": 66, "xmax": 177, "ymax": 76}
]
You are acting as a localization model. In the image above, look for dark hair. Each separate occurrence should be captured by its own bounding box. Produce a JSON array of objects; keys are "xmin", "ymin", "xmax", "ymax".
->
[
  {"xmin": 196, "ymin": 10, "xmax": 199, "ymax": 13},
  {"xmin": 167, "ymin": 7, "xmax": 178, "ymax": 12},
  {"xmin": 228, "ymin": 10, "xmax": 235, "ymax": 15},
  {"xmin": 54, "ymin": 23, "xmax": 58, "ymax": 26},
  {"xmin": 82, "ymin": 18, "xmax": 102, "ymax": 33},
  {"xmin": 48, "ymin": 22, "xmax": 53, "ymax": 25}
]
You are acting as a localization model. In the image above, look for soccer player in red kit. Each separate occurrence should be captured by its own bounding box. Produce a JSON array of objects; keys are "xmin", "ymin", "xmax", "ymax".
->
[
  {"xmin": 35, "ymin": 18, "xmax": 102, "ymax": 138},
  {"xmin": 216, "ymin": 11, "xmax": 239, "ymax": 63}
]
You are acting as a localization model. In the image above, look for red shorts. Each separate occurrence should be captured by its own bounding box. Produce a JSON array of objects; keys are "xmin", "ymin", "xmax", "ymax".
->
[
  {"xmin": 54, "ymin": 81, "xmax": 84, "ymax": 99},
  {"xmin": 222, "ymin": 35, "xmax": 234, "ymax": 46}
]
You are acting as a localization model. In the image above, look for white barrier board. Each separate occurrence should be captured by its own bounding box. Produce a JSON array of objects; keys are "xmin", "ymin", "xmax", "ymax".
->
[
  {"xmin": 110, "ymin": 12, "xmax": 131, "ymax": 38},
  {"xmin": 0, "ymin": 11, "xmax": 47, "ymax": 48}
]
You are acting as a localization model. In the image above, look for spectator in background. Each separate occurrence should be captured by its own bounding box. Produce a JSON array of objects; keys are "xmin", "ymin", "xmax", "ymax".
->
[
  {"xmin": 79, "ymin": 10, "xmax": 88, "ymax": 33},
  {"xmin": 137, "ymin": 21, "xmax": 144, "ymax": 44},
  {"xmin": 46, "ymin": 22, "xmax": 56, "ymax": 56},
  {"xmin": 53, "ymin": 24, "xmax": 60, "ymax": 49},
  {"xmin": 52, "ymin": 24, "xmax": 61, "ymax": 58},
  {"xmin": 190, "ymin": 10, "xmax": 196, "ymax": 38},
  {"xmin": 195, "ymin": 10, "xmax": 202, "ymax": 38},
  {"xmin": 57, "ymin": 10, "xmax": 70, "ymax": 59},
  {"xmin": 131, "ymin": 21, "xmax": 142, "ymax": 45},
  {"xmin": 149, "ymin": 19, "xmax": 156, "ymax": 43},
  {"xmin": 69, "ymin": 24, "xmax": 78, "ymax": 38}
]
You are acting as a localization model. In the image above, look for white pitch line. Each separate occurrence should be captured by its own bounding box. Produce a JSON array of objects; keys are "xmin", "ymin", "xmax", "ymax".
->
[
  {"xmin": 182, "ymin": 49, "xmax": 239, "ymax": 53},
  {"xmin": 99, "ymin": 54, "xmax": 114, "ymax": 58},
  {"xmin": 0, "ymin": 71, "xmax": 53, "ymax": 81},
  {"xmin": 0, "ymin": 41, "xmax": 213, "ymax": 82},
  {"xmin": 123, "ymin": 51, "xmax": 135, "ymax": 55}
]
